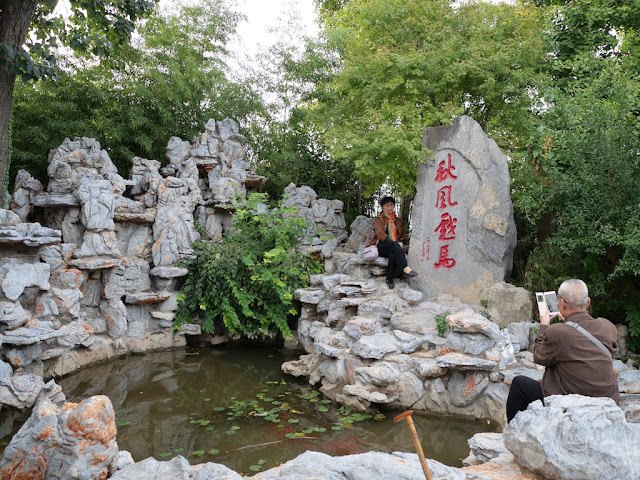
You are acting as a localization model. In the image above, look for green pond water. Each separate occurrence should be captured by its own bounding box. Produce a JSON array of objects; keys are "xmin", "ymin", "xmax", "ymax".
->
[{"xmin": 0, "ymin": 346, "xmax": 496, "ymax": 475}]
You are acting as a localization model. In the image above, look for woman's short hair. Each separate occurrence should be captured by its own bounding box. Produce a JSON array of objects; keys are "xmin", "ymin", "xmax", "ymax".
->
[{"xmin": 380, "ymin": 196, "xmax": 396, "ymax": 207}]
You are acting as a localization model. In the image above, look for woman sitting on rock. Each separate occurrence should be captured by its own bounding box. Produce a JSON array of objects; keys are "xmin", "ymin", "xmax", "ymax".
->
[{"xmin": 368, "ymin": 196, "xmax": 418, "ymax": 289}]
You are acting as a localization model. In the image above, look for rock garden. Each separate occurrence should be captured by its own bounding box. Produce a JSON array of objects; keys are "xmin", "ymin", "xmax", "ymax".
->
[{"xmin": 0, "ymin": 117, "xmax": 639, "ymax": 479}]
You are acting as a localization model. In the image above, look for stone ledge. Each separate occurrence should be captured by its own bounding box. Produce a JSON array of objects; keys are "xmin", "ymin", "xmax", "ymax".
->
[{"xmin": 42, "ymin": 332, "xmax": 187, "ymax": 379}]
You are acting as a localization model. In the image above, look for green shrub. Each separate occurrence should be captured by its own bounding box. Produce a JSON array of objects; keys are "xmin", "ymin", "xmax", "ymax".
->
[{"xmin": 174, "ymin": 193, "xmax": 323, "ymax": 338}]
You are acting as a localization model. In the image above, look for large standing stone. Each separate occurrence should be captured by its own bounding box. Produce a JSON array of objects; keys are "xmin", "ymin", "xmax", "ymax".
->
[
  {"xmin": 504, "ymin": 395, "xmax": 640, "ymax": 480},
  {"xmin": 408, "ymin": 116, "xmax": 517, "ymax": 302},
  {"xmin": 0, "ymin": 396, "xmax": 118, "ymax": 480}
]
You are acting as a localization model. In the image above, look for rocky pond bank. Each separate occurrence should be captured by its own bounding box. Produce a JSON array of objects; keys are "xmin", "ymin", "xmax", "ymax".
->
[{"xmin": 1, "ymin": 116, "xmax": 640, "ymax": 478}]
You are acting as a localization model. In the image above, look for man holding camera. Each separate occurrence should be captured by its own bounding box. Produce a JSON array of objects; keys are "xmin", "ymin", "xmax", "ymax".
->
[{"xmin": 506, "ymin": 279, "xmax": 620, "ymax": 423}]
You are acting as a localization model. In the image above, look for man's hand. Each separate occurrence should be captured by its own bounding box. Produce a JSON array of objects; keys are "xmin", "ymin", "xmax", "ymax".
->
[
  {"xmin": 540, "ymin": 311, "xmax": 562, "ymax": 326},
  {"xmin": 539, "ymin": 311, "xmax": 551, "ymax": 326}
]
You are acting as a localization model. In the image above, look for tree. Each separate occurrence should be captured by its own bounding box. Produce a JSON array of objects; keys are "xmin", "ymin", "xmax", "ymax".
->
[
  {"xmin": 0, "ymin": 0, "xmax": 157, "ymax": 203},
  {"xmin": 10, "ymin": 0, "xmax": 262, "ymax": 180},
  {"xmin": 510, "ymin": 0, "xmax": 640, "ymax": 350},
  {"xmin": 305, "ymin": 0, "xmax": 546, "ymax": 196},
  {"xmin": 532, "ymin": 0, "xmax": 640, "ymax": 88}
]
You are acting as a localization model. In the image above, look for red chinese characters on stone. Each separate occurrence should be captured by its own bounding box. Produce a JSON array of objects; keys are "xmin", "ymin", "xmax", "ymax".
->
[
  {"xmin": 433, "ymin": 153, "xmax": 458, "ymax": 270},
  {"xmin": 435, "ymin": 185, "xmax": 458, "ymax": 210},
  {"xmin": 434, "ymin": 213, "xmax": 457, "ymax": 241},
  {"xmin": 434, "ymin": 153, "xmax": 458, "ymax": 183},
  {"xmin": 434, "ymin": 244, "xmax": 456, "ymax": 269}
]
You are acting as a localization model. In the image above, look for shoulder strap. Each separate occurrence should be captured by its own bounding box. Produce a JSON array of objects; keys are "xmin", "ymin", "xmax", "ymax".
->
[{"xmin": 566, "ymin": 321, "xmax": 612, "ymax": 360}]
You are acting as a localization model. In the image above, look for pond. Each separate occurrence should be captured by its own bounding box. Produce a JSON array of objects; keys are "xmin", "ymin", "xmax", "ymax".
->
[{"xmin": 1, "ymin": 346, "xmax": 496, "ymax": 476}]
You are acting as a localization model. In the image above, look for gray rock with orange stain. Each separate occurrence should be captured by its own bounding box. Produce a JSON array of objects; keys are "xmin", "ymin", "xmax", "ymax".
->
[
  {"xmin": 0, "ymin": 395, "xmax": 117, "ymax": 479},
  {"xmin": 110, "ymin": 455, "xmax": 244, "ymax": 480},
  {"xmin": 448, "ymin": 371, "xmax": 490, "ymax": 407}
]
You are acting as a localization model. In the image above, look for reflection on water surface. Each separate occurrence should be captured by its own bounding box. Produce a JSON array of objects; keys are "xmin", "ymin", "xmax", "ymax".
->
[{"xmin": 3, "ymin": 346, "xmax": 496, "ymax": 475}]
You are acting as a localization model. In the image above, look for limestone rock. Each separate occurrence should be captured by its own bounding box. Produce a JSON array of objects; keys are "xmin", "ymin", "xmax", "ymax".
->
[
  {"xmin": 344, "ymin": 215, "xmax": 374, "ymax": 251},
  {"xmin": 74, "ymin": 230, "xmax": 120, "ymax": 257},
  {"xmin": 0, "ymin": 361, "xmax": 65, "ymax": 409},
  {"xmin": 390, "ymin": 301, "xmax": 449, "ymax": 335},
  {"xmin": 448, "ymin": 371, "xmax": 489, "ymax": 407},
  {"xmin": 508, "ymin": 321, "xmax": 536, "ymax": 353},
  {"xmin": 618, "ymin": 371, "xmax": 640, "ymax": 394},
  {"xmin": 282, "ymin": 183, "xmax": 317, "ymax": 208},
  {"xmin": 436, "ymin": 352, "xmax": 497, "ymax": 371},
  {"xmin": 100, "ymin": 298, "xmax": 128, "ymax": 339},
  {"xmin": 0, "ymin": 223, "xmax": 61, "ymax": 246},
  {"xmin": 10, "ymin": 170, "xmax": 42, "ymax": 222},
  {"xmin": 249, "ymin": 450, "xmax": 463, "ymax": 480},
  {"xmin": 486, "ymin": 282, "xmax": 534, "ymax": 327},
  {"xmin": 343, "ymin": 317, "xmax": 384, "ymax": 339},
  {"xmin": 0, "ymin": 396, "xmax": 118, "ymax": 480},
  {"xmin": 0, "ymin": 261, "xmax": 50, "ymax": 300},
  {"xmin": 409, "ymin": 116, "xmax": 517, "ymax": 302},
  {"xmin": 446, "ymin": 331, "xmax": 496, "ymax": 356},
  {"xmin": 294, "ymin": 288, "xmax": 325, "ymax": 304},
  {"xmin": 393, "ymin": 330, "xmax": 423, "ymax": 353},
  {"xmin": 483, "ymin": 329, "xmax": 517, "ymax": 369},
  {"xmin": 463, "ymin": 432, "xmax": 509, "ymax": 466},
  {"xmin": 351, "ymin": 333, "xmax": 401, "ymax": 359},
  {"xmin": 110, "ymin": 455, "xmax": 244, "ymax": 480},
  {"xmin": 354, "ymin": 362, "xmax": 400, "ymax": 386},
  {"xmin": 446, "ymin": 308, "xmax": 501, "ymax": 339},
  {"xmin": 76, "ymin": 179, "xmax": 116, "ymax": 231},
  {"xmin": 152, "ymin": 176, "xmax": 200, "ymax": 266},
  {"xmin": 504, "ymin": 395, "xmax": 640, "ymax": 480},
  {"xmin": 342, "ymin": 384, "xmax": 397, "ymax": 403},
  {"xmin": 411, "ymin": 357, "xmax": 446, "ymax": 378},
  {"xmin": 0, "ymin": 301, "xmax": 31, "ymax": 329}
]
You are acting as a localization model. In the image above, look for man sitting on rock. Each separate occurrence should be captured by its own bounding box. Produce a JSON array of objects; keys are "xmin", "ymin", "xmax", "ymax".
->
[{"xmin": 506, "ymin": 278, "xmax": 619, "ymax": 423}]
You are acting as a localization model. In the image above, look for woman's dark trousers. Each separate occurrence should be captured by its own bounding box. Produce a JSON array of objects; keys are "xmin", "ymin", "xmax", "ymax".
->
[
  {"xmin": 506, "ymin": 375, "xmax": 544, "ymax": 423},
  {"xmin": 376, "ymin": 241, "xmax": 407, "ymax": 283}
]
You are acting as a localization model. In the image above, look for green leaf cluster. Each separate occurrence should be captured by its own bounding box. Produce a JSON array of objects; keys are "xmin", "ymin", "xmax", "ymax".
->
[
  {"xmin": 174, "ymin": 193, "xmax": 323, "ymax": 339},
  {"xmin": 10, "ymin": 0, "xmax": 261, "ymax": 184},
  {"xmin": 511, "ymin": 1, "xmax": 640, "ymax": 350},
  {"xmin": 305, "ymin": 0, "xmax": 546, "ymax": 195}
]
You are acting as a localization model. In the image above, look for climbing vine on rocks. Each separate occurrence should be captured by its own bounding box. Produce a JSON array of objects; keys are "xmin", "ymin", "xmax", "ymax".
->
[{"xmin": 174, "ymin": 193, "xmax": 323, "ymax": 338}]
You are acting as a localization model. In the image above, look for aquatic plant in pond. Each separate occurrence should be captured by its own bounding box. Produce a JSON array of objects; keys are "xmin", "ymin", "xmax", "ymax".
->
[{"xmin": 7, "ymin": 347, "xmax": 495, "ymax": 474}]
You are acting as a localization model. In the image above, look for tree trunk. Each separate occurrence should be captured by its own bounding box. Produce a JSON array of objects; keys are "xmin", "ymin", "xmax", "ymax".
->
[{"xmin": 0, "ymin": 0, "xmax": 39, "ymax": 204}]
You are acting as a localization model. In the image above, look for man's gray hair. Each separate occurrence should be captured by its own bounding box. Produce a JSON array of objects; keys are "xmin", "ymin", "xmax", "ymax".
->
[{"xmin": 558, "ymin": 279, "xmax": 589, "ymax": 309}]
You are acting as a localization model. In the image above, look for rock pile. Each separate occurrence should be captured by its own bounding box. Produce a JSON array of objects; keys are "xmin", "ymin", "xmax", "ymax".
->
[
  {"xmin": 287, "ymin": 272, "xmax": 638, "ymax": 427},
  {"xmin": 0, "ymin": 119, "xmax": 347, "ymax": 384}
]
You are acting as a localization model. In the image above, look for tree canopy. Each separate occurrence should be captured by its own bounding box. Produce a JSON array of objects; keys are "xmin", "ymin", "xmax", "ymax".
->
[
  {"xmin": 0, "ymin": 0, "xmax": 159, "ymax": 202},
  {"xmin": 303, "ymin": 0, "xmax": 546, "ymax": 196}
]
